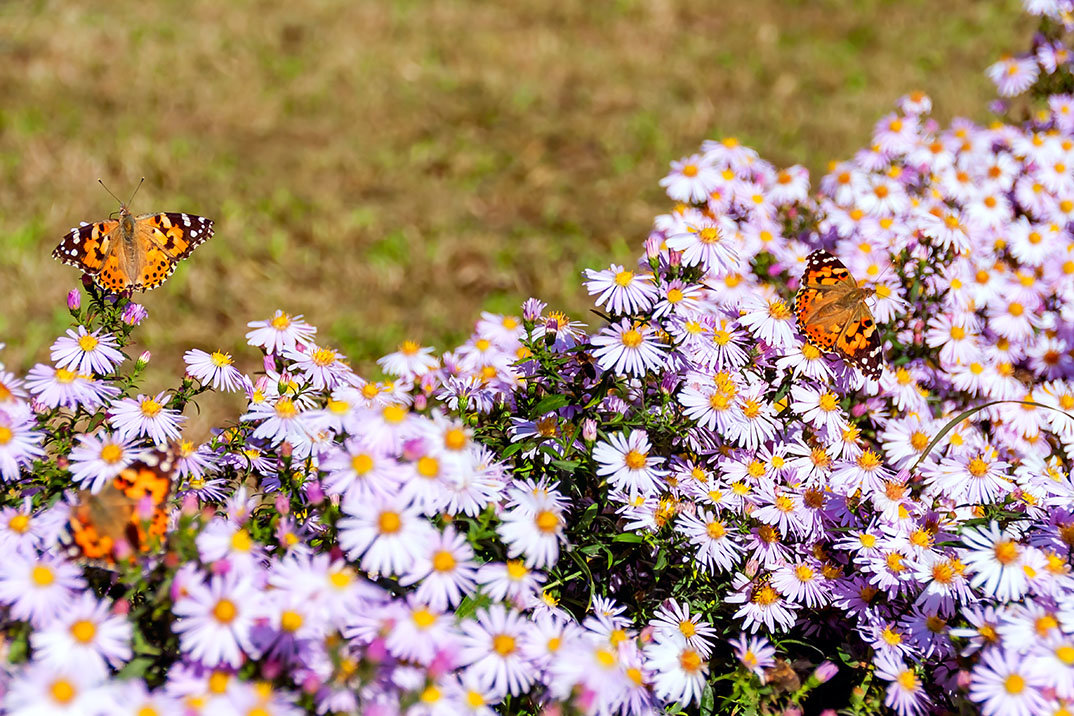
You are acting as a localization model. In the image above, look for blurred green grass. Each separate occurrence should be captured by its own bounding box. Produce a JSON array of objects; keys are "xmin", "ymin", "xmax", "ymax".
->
[{"xmin": 0, "ymin": 0, "xmax": 1029, "ymax": 380}]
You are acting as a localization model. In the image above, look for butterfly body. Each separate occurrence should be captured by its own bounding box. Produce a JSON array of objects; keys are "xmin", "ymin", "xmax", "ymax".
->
[
  {"xmin": 68, "ymin": 451, "xmax": 174, "ymax": 564},
  {"xmin": 53, "ymin": 202, "xmax": 214, "ymax": 293},
  {"xmin": 793, "ymin": 250, "xmax": 883, "ymax": 380}
]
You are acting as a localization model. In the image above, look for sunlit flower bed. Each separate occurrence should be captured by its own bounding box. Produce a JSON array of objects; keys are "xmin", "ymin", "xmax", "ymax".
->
[{"xmin": 5, "ymin": 2, "xmax": 1074, "ymax": 714}]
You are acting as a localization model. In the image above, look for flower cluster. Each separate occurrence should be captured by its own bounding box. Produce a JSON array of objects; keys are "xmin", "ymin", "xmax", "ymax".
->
[{"xmin": 4, "ymin": 2, "xmax": 1074, "ymax": 715}]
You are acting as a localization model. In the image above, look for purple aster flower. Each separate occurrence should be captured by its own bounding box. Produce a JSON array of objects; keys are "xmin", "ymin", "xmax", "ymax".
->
[
  {"xmin": 68, "ymin": 431, "xmax": 147, "ymax": 493},
  {"xmin": 109, "ymin": 392, "xmax": 185, "ymax": 447},
  {"xmin": 184, "ymin": 348, "xmax": 244, "ymax": 391},
  {"xmin": 50, "ymin": 326, "xmax": 125, "ymax": 375},
  {"xmin": 0, "ymin": 409, "xmax": 44, "ymax": 482}
]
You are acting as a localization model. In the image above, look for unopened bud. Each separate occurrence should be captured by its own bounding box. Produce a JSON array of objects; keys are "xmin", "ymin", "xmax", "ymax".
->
[
  {"xmin": 136, "ymin": 351, "xmax": 151, "ymax": 369},
  {"xmin": 306, "ymin": 480, "xmax": 325, "ymax": 505},
  {"xmin": 644, "ymin": 234, "xmax": 661, "ymax": 260},
  {"xmin": 581, "ymin": 418, "xmax": 597, "ymax": 442},
  {"xmin": 275, "ymin": 494, "xmax": 290, "ymax": 516},
  {"xmin": 66, "ymin": 290, "xmax": 81, "ymax": 311},
  {"xmin": 813, "ymin": 661, "xmax": 838, "ymax": 684},
  {"xmin": 413, "ymin": 393, "xmax": 427, "ymax": 411}
]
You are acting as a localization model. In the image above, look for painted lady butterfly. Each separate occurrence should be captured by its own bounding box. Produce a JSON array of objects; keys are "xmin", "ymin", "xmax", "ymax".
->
[
  {"xmin": 68, "ymin": 450, "xmax": 174, "ymax": 564},
  {"xmin": 793, "ymin": 249, "xmax": 884, "ymax": 380},
  {"xmin": 53, "ymin": 187, "xmax": 214, "ymax": 293}
]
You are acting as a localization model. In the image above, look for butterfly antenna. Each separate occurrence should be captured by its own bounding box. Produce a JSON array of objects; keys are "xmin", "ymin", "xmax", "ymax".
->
[
  {"xmin": 97, "ymin": 178, "xmax": 123, "ymax": 205},
  {"xmin": 126, "ymin": 177, "xmax": 145, "ymax": 207}
]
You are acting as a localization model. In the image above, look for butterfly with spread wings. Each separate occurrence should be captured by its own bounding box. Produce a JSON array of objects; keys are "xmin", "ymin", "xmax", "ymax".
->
[
  {"xmin": 792, "ymin": 250, "xmax": 884, "ymax": 380},
  {"xmin": 52, "ymin": 181, "xmax": 214, "ymax": 293}
]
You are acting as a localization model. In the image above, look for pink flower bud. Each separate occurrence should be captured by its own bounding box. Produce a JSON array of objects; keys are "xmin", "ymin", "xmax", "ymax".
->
[
  {"xmin": 644, "ymin": 234, "xmax": 661, "ymax": 259},
  {"xmin": 112, "ymin": 599, "xmax": 130, "ymax": 616},
  {"xmin": 582, "ymin": 418, "xmax": 597, "ymax": 442},
  {"xmin": 136, "ymin": 351, "xmax": 151, "ymax": 368},
  {"xmin": 813, "ymin": 661, "xmax": 838, "ymax": 684},
  {"xmin": 181, "ymin": 493, "xmax": 199, "ymax": 516},
  {"xmin": 306, "ymin": 481, "xmax": 325, "ymax": 505},
  {"xmin": 413, "ymin": 393, "xmax": 428, "ymax": 411},
  {"xmin": 275, "ymin": 494, "xmax": 291, "ymax": 515},
  {"xmin": 667, "ymin": 249, "xmax": 682, "ymax": 267},
  {"xmin": 66, "ymin": 290, "xmax": 81, "ymax": 311}
]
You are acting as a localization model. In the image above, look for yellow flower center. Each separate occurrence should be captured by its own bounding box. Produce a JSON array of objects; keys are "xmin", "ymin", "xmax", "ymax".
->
[
  {"xmin": 493, "ymin": 634, "xmax": 517, "ymax": 656},
  {"xmin": 417, "ymin": 456, "xmax": 440, "ymax": 478},
  {"xmin": 433, "ymin": 550, "xmax": 456, "ymax": 572},
  {"xmin": 444, "ymin": 428, "xmax": 468, "ymax": 451},
  {"xmin": 707, "ymin": 521, "xmax": 726, "ymax": 539},
  {"xmin": 400, "ymin": 340, "xmax": 420, "ymax": 355},
  {"xmin": 624, "ymin": 449, "xmax": 647, "ymax": 470},
  {"xmin": 280, "ymin": 610, "xmax": 303, "ymax": 632},
  {"xmin": 535, "ymin": 510, "xmax": 560, "ymax": 534},
  {"xmin": 274, "ymin": 397, "xmax": 297, "ymax": 419},
  {"xmin": 8, "ymin": 514, "xmax": 29, "ymax": 534},
  {"xmin": 77, "ymin": 334, "xmax": 99, "ymax": 352},
  {"xmin": 378, "ymin": 511, "xmax": 402, "ymax": 535},
  {"xmin": 50, "ymin": 679, "xmax": 76, "ymax": 704},
  {"xmin": 140, "ymin": 398, "xmax": 163, "ymax": 417},
  {"xmin": 270, "ymin": 313, "xmax": 292, "ymax": 330},
  {"xmin": 967, "ymin": 456, "xmax": 989, "ymax": 477},
  {"xmin": 614, "ymin": 270, "xmax": 635, "ymax": 287},
  {"xmin": 620, "ymin": 329, "xmax": 643, "ymax": 348},
  {"xmin": 1004, "ymin": 674, "xmax": 1025, "ymax": 694},
  {"xmin": 213, "ymin": 599, "xmax": 237, "ymax": 624},
  {"xmin": 679, "ymin": 648, "xmax": 703, "ymax": 673},
  {"xmin": 32, "ymin": 565, "xmax": 54, "ymax": 586},
  {"xmin": 230, "ymin": 529, "xmax": 252, "ymax": 552},
  {"xmin": 818, "ymin": 392, "xmax": 839, "ymax": 412},
  {"xmin": 70, "ymin": 619, "xmax": 97, "ymax": 643},
  {"xmin": 993, "ymin": 540, "xmax": 1020, "ymax": 565},
  {"xmin": 351, "ymin": 454, "xmax": 374, "ymax": 474},
  {"xmin": 382, "ymin": 404, "xmax": 408, "ymax": 424},
  {"xmin": 210, "ymin": 351, "xmax": 233, "ymax": 367}
]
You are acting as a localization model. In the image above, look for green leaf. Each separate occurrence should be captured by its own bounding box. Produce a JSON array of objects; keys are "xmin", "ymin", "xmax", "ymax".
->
[{"xmin": 533, "ymin": 394, "xmax": 570, "ymax": 414}]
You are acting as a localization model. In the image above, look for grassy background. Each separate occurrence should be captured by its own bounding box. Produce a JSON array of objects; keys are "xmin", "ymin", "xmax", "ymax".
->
[{"xmin": 0, "ymin": 0, "xmax": 1028, "ymax": 381}]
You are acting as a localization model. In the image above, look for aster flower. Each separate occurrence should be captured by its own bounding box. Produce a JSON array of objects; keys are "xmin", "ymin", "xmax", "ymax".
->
[
  {"xmin": 399, "ymin": 527, "xmax": 479, "ymax": 610},
  {"xmin": 969, "ymin": 646, "xmax": 1048, "ymax": 716},
  {"xmin": 31, "ymin": 591, "xmax": 132, "ymax": 679},
  {"xmin": 68, "ymin": 431, "xmax": 147, "ymax": 493},
  {"xmin": 0, "ymin": 550, "xmax": 85, "ymax": 627},
  {"xmin": 593, "ymin": 430, "xmax": 668, "ymax": 497},
  {"xmin": 665, "ymin": 220, "xmax": 740, "ymax": 275},
  {"xmin": 245, "ymin": 310, "xmax": 316, "ymax": 354},
  {"xmin": 659, "ymin": 154, "xmax": 720, "ymax": 203},
  {"xmin": 643, "ymin": 638, "xmax": 709, "ymax": 707},
  {"xmin": 0, "ymin": 409, "xmax": 45, "ymax": 482},
  {"xmin": 987, "ymin": 55, "xmax": 1041, "ymax": 96},
  {"xmin": 50, "ymin": 326, "xmax": 125, "ymax": 375},
  {"xmin": 338, "ymin": 492, "xmax": 436, "ymax": 576},
  {"xmin": 729, "ymin": 633, "xmax": 776, "ymax": 680},
  {"xmin": 962, "ymin": 523, "xmax": 1032, "ymax": 601},
  {"xmin": 583, "ymin": 264, "xmax": 659, "ymax": 315},
  {"xmin": 5, "ymin": 662, "xmax": 113, "ymax": 716},
  {"xmin": 284, "ymin": 343, "xmax": 350, "ymax": 391},
  {"xmin": 649, "ymin": 600, "xmax": 717, "ymax": 657},
  {"xmin": 109, "ymin": 392, "xmax": 185, "ymax": 447},
  {"xmin": 24, "ymin": 363, "xmax": 118, "ymax": 410},
  {"xmin": 497, "ymin": 487, "xmax": 566, "ymax": 569},
  {"xmin": 184, "ymin": 348, "xmax": 244, "ymax": 391},
  {"xmin": 458, "ymin": 604, "xmax": 536, "ymax": 698},
  {"xmin": 590, "ymin": 319, "xmax": 669, "ymax": 377},
  {"xmin": 377, "ymin": 339, "xmax": 440, "ymax": 378},
  {"xmin": 173, "ymin": 571, "xmax": 264, "ymax": 668}
]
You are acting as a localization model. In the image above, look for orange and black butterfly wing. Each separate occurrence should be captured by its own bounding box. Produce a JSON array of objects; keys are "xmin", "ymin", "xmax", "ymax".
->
[
  {"xmin": 834, "ymin": 304, "xmax": 884, "ymax": 380},
  {"xmin": 794, "ymin": 250, "xmax": 884, "ymax": 379},
  {"xmin": 794, "ymin": 250, "xmax": 858, "ymax": 350},
  {"xmin": 68, "ymin": 451, "xmax": 175, "ymax": 563},
  {"xmin": 135, "ymin": 212, "xmax": 214, "ymax": 261},
  {"xmin": 52, "ymin": 220, "xmax": 120, "ymax": 277}
]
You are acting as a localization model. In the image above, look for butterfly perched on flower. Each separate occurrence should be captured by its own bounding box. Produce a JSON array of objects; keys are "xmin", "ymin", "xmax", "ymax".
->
[
  {"xmin": 793, "ymin": 249, "xmax": 884, "ymax": 380},
  {"xmin": 68, "ymin": 450, "xmax": 174, "ymax": 564},
  {"xmin": 52, "ymin": 181, "xmax": 214, "ymax": 293}
]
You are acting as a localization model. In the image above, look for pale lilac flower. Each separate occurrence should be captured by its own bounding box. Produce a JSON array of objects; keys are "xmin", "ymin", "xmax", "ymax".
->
[
  {"xmin": 184, "ymin": 349, "xmax": 243, "ymax": 391},
  {"xmin": 50, "ymin": 326, "xmax": 125, "ymax": 375},
  {"xmin": 245, "ymin": 310, "xmax": 316, "ymax": 354},
  {"xmin": 68, "ymin": 431, "xmax": 147, "ymax": 493},
  {"xmin": 109, "ymin": 392, "xmax": 185, "ymax": 446}
]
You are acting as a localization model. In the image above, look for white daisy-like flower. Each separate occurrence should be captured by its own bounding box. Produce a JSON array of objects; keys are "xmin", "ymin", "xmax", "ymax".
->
[
  {"xmin": 583, "ymin": 264, "xmax": 659, "ymax": 315},
  {"xmin": 593, "ymin": 430, "xmax": 668, "ymax": 497},
  {"xmin": 109, "ymin": 392, "xmax": 185, "ymax": 447},
  {"xmin": 590, "ymin": 319, "xmax": 669, "ymax": 377},
  {"xmin": 173, "ymin": 571, "xmax": 264, "ymax": 668},
  {"xmin": 184, "ymin": 349, "xmax": 244, "ymax": 391},
  {"xmin": 31, "ymin": 591, "xmax": 132, "ymax": 680},
  {"xmin": 50, "ymin": 326, "xmax": 125, "ymax": 375}
]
